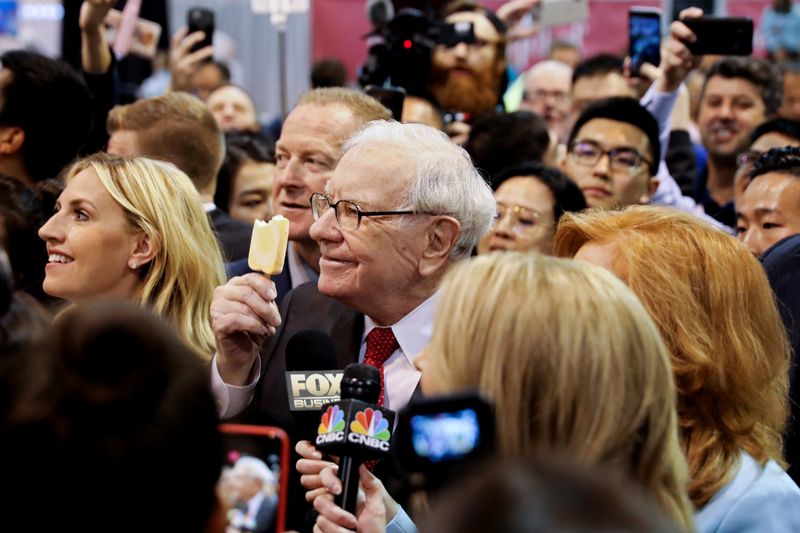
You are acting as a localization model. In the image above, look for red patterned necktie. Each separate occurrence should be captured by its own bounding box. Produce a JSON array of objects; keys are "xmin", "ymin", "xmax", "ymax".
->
[{"xmin": 363, "ymin": 327, "xmax": 398, "ymax": 407}]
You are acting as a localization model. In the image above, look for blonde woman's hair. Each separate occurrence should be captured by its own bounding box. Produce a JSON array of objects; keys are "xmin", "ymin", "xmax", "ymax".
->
[
  {"xmin": 428, "ymin": 252, "xmax": 694, "ymax": 530},
  {"xmin": 553, "ymin": 206, "xmax": 790, "ymax": 509},
  {"xmin": 65, "ymin": 153, "xmax": 226, "ymax": 357}
]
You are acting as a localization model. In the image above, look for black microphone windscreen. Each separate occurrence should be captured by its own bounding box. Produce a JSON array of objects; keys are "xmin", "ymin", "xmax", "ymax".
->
[
  {"xmin": 344, "ymin": 363, "xmax": 380, "ymax": 383},
  {"xmin": 285, "ymin": 330, "xmax": 338, "ymax": 372}
]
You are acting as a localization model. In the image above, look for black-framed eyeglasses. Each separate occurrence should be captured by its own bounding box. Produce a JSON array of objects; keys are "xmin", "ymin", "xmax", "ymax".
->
[
  {"xmin": 311, "ymin": 192, "xmax": 433, "ymax": 231},
  {"xmin": 568, "ymin": 140, "xmax": 651, "ymax": 175}
]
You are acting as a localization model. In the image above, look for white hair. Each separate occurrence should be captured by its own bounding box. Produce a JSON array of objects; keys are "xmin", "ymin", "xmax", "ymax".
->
[
  {"xmin": 342, "ymin": 120, "xmax": 495, "ymax": 259},
  {"xmin": 233, "ymin": 456, "xmax": 275, "ymax": 488},
  {"xmin": 525, "ymin": 60, "xmax": 573, "ymax": 85}
]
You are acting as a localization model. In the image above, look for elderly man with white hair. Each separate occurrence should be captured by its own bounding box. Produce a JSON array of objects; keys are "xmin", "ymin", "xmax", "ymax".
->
[
  {"xmin": 229, "ymin": 456, "xmax": 278, "ymax": 533},
  {"xmin": 210, "ymin": 120, "xmax": 495, "ymax": 427},
  {"xmin": 520, "ymin": 60, "xmax": 574, "ymax": 142}
]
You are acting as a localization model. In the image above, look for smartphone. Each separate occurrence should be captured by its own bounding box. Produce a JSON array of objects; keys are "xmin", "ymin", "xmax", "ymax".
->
[
  {"xmin": 218, "ymin": 424, "xmax": 290, "ymax": 533},
  {"xmin": 365, "ymin": 85, "xmax": 406, "ymax": 120},
  {"xmin": 187, "ymin": 7, "xmax": 214, "ymax": 54},
  {"xmin": 531, "ymin": 0, "xmax": 590, "ymax": 28},
  {"xmin": 684, "ymin": 17, "xmax": 753, "ymax": 56},
  {"xmin": 629, "ymin": 8, "xmax": 662, "ymax": 74},
  {"xmin": 396, "ymin": 392, "xmax": 494, "ymax": 490}
]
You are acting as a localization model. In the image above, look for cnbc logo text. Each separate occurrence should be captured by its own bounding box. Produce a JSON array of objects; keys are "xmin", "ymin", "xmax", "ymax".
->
[
  {"xmin": 316, "ymin": 406, "xmax": 392, "ymax": 452},
  {"xmin": 286, "ymin": 371, "xmax": 343, "ymax": 411}
]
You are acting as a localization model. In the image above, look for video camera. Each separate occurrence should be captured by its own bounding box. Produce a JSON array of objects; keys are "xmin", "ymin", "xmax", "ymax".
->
[{"xmin": 358, "ymin": 7, "xmax": 476, "ymax": 96}]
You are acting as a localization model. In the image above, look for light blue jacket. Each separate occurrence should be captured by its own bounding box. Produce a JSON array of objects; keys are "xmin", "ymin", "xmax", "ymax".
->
[
  {"xmin": 695, "ymin": 452, "xmax": 800, "ymax": 532},
  {"xmin": 760, "ymin": 4, "xmax": 800, "ymax": 53}
]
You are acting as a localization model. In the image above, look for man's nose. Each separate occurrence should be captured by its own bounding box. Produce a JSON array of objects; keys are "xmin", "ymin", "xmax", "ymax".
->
[
  {"xmin": 309, "ymin": 202, "xmax": 340, "ymax": 243},
  {"xmin": 452, "ymin": 42, "xmax": 469, "ymax": 60},
  {"xmin": 741, "ymin": 229, "xmax": 763, "ymax": 257},
  {"xmin": 592, "ymin": 152, "xmax": 612, "ymax": 177}
]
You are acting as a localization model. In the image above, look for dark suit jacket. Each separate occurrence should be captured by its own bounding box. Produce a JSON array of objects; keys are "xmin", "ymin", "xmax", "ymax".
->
[
  {"xmin": 208, "ymin": 208, "xmax": 252, "ymax": 262},
  {"xmin": 225, "ymin": 254, "xmax": 293, "ymax": 307},
  {"xmin": 761, "ymin": 234, "xmax": 800, "ymax": 485},
  {"xmin": 253, "ymin": 493, "xmax": 278, "ymax": 533},
  {"xmin": 239, "ymin": 282, "xmax": 364, "ymax": 433}
]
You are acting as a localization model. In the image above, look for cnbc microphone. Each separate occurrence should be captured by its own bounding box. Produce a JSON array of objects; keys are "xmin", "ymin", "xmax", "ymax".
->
[
  {"xmin": 284, "ymin": 330, "xmax": 341, "ymax": 441},
  {"xmin": 315, "ymin": 363, "xmax": 395, "ymax": 514}
]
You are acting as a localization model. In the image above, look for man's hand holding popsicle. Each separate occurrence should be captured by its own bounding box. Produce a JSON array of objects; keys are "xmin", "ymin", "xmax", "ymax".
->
[{"xmin": 210, "ymin": 215, "xmax": 289, "ymax": 385}]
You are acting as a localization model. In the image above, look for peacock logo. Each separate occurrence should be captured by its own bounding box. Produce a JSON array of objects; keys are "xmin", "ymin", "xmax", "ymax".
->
[
  {"xmin": 350, "ymin": 408, "xmax": 391, "ymax": 441},
  {"xmin": 318, "ymin": 404, "xmax": 345, "ymax": 435}
]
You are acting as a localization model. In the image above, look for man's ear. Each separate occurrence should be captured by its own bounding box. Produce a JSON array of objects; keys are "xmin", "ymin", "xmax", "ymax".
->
[
  {"xmin": 419, "ymin": 216, "xmax": 461, "ymax": 277},
  {"xmin": 639, "ymin": 176, "xmax": 660, "ymax": 204},
  {"xmin": 128, "ymin": 233, "xmax": 157, "ymax": 271},
  {"xmin": 0, "ymin": 126, "xmax": 25, "ymax": 155}
]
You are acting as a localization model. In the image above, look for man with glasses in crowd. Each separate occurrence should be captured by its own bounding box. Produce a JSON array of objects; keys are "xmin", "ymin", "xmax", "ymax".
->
[
  {"xmin": 210, "ymin": 119, "xmax": 494, "ymax": 425},
  {"xmin": 210, "ymin": 120, "xmax": 494, "ymax": 529},
  {"xmin": 561, "ymin": 97, "xmax": 661, "ymax": 210},
  {"xmin": 520, "ymin": 60, "xmax": 573, "ymax": 142}
]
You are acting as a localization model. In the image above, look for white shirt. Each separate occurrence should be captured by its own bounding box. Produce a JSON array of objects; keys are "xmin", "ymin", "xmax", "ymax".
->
[
  {"xmin": 210, "ymin": 292, "xmax": 439, "ymax": 418},
  {"xmin": 202, "ymin": 201, "xmax": 217, "ymax": 213},
  {"xmin": 286, "ymin": 242, "xmax": 318, "ymax": 289},
  {"xmin": 360, "ymin": 293, "xmax": 437, "ymax": 411}
]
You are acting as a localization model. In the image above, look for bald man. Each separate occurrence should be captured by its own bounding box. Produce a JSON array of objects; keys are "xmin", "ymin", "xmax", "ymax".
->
[{"xmin": 521, "ymin": 60, "xmax": 573, "ymax": 142}]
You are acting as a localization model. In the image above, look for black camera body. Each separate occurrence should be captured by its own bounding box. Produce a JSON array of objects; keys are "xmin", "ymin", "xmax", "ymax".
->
[
  {"xmin": 395, "ymin": 392, "xmax": 494, "ymax": 492},
  {"xmin": 358, "ymin": 8, "xmax": 475, "ymax": 95}
]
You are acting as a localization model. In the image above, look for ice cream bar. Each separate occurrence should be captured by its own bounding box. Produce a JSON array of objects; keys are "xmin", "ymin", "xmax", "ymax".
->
[{"xmin": 248, "ymin": 215, "xmax": 290, "ymax": 275}]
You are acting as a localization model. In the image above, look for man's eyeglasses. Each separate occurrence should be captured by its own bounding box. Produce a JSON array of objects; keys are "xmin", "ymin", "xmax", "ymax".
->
[
  {"xmin": 311, "ymin": 192, "xmax": 435, "ymax": 231},
  {"xmin": 568, "ymin": 140, "xmax": 651, "ymax": 175},
  {"xmin": 492, "ymin": 202, "xmax": 545, "ymax": 235},
  {"xmin": 524, "ymin": 89, "xmax": 569, "ymax": 104}
]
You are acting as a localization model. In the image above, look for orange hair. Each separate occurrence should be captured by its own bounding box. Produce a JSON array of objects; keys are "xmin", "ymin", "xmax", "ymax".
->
[{"xmin": 554, "ymin": 206, "xmax": 790, "ymax": 509}]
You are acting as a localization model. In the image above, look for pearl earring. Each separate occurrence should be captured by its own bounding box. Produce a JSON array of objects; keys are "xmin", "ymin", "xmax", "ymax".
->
[{"xmin": 129, "ymin": 261, "xmax": 137, "ymax": 270}]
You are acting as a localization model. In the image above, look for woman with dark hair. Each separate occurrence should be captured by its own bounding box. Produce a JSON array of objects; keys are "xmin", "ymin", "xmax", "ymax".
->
[
  {"xmin": 477, "ymin": 161, "xmax": 586, "ymax": 255},
  {"xmin": 0, "ymin": 177, "xmax": 60, "ymax": 308},
  {"xmin": 215, "ymin": 131, "xmax": 276, "ymax": 224}
]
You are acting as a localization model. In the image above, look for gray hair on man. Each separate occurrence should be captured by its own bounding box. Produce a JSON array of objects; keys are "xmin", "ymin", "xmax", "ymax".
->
[
  {"xmin": 342, "ymin": 120, "xmax": 495, "ymax": 259},
  {"xmin": 525, "ymin": 59, "xmax": 573, "ymax": 82},
  {"xmin": 233, "ymin": 456, "xmax": 275, "ymax": 489}
]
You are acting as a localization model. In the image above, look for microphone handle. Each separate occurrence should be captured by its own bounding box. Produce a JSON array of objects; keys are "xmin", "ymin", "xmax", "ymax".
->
[{"xmin": 337, "ymin": 455, "xmax": 362, "ymax": 515}]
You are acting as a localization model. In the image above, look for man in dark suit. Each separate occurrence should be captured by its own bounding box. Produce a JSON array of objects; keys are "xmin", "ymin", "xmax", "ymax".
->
[
  {"xmin": 210, "ymin": 121, "xmax": 495, "ymax": 530},
  {"xmin": 106, "ymin": 92, "xmax": 251, "ymax": 261}
]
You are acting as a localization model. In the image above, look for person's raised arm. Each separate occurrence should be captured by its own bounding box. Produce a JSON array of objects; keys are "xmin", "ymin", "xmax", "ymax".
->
[
  {"xmin": 211, "ymin": 273, "xmax": 280, "ymax": 385},
  {"xmin": 169, "ymin": 27, "xmax": 214, "ymax": 93},
  {"xmin": 79, "ymin": 0, "xmax": 115, "ymax": 75}
]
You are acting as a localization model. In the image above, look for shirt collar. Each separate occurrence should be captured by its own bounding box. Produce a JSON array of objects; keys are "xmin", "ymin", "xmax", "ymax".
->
[
  {"xmin": 362, "ymin": 292, "xmax": 439, "ymax": 365},
  {"xmin": 202, "ymin": 201, "xmax": 217, "ymax": 214}
]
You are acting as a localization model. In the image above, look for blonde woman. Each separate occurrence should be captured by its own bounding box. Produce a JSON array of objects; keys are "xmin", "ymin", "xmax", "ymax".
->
[
  {"xmin": 306, "ymin": 253, "xmax": 695, "ymax": 533},
  {"xmin": 39, "ymin": 153, "xmax": 226, "ymax": 356},
  {"xmin": 554, "ymin": 206, "xmax": 800, "ymax": 532}
]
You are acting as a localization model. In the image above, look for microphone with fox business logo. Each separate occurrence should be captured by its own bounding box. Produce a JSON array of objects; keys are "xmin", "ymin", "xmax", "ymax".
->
[
  {"xmin": 285, "ymin": 330, "xmax": 342, "ymax": 440},
  {"xmin": 315, "ymin": 363, "xmax": 395, "ymax": 514}
]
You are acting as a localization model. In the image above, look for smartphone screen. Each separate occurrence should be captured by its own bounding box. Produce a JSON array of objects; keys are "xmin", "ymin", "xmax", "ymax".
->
[
  {"xmin": 629, "ymin": 9, "xmax": 662, "ymax": 73},
  {"xmin": 218, "ymin": 424, "xmax": 290, "ymax": 533},
  {"xmin": 410, "ymin": 408, "xmax": 481, "ymax": 462}
]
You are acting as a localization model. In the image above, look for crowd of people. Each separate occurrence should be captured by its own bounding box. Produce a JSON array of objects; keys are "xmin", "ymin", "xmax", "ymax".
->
[{"xmin": 2, "ymin": 0, "xmax": 800, "ymax": 531}]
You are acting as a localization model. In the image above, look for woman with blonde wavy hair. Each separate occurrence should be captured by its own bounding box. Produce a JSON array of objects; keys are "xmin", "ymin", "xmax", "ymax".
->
[
  {"xmin": 39, "ymin": 152, "xmax": 226, "ymax": 356},
  {"xmin": 554, "ymin": 206, "xmax": 800, "ymax": 532},
  {"xmin": 308, "ymin": 252, "xmax": 695, "ymax": 532}
]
